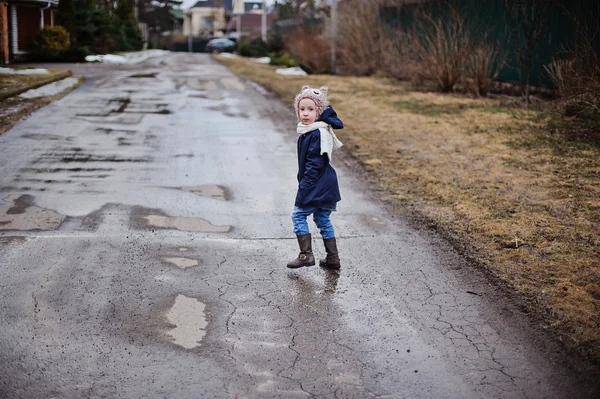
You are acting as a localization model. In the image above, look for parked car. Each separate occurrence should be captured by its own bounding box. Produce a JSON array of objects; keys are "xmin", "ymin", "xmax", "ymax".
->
[{"xmin": 206, "ymin": 38, "xmax": 236, "ymax": 53}]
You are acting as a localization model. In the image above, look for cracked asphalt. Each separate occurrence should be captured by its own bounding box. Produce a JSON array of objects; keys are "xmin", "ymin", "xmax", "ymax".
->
[{"xmin": 0, "ymin": 53, "xmax": 596, "ymax": 398}]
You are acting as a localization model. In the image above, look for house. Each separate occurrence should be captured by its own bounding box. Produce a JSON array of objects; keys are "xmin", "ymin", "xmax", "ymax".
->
[
  {"xmin": 183, "ymin": 0, "xmax": 233, "ymax": 38},
  {"xmin": 226, "ymin": 11, "xmax": 275, "ymax": 39},
  {"xmin": 0, "ymin": 0, "xmax": 59, "ymax": 64},
  {"xmin": 183, "ymin": 0, "xmax": 269, "ymax": 38},
  {"xmin": 243, "ymin": 1, "xmax": 262, "ymax": 14}
]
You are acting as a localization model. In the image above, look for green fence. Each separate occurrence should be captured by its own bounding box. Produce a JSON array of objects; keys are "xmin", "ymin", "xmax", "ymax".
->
[{"xmin": 381, "ymin": 0, "xmax": 600, "ymax": 88}]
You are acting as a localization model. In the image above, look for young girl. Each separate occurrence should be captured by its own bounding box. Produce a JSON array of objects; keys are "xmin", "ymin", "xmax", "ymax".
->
[{"xmin": 287, "ymin": 85, "xmax": 344, "ymax": 270}]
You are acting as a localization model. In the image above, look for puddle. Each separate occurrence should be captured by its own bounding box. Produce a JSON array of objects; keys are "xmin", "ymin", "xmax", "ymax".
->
[
  {"xmin": 0, "ymin": 194, "xmax": 66, "ymax": 231},
  {"xmin": 208, "ymin": 104, "xmax": 249, "ymax": 119},
  {"xmin": 21, "ymin": 134, "xmax": 66, "ymax": 141},
  {"xmin": 220, "ymin": 77, "xmax": 246, "ymax": 92},
  {"xmin": 165, "ymin": 295, "xmax": 207, "ymax": 349},
  {"xmin": 95, "ymin": 127, "xmax": 137, "ymax": 135},
  {"xmin": 162, "ymin": 257, "xmax": 199, "ymax": 269},
  {"xmin": 143, "ymin": 214, "xmax": 231, "ymax": 233},
  {"xmin": 124, "ymin": 103, "xmax": 170, "ymax": 114},
  {"xmin": 129, "ymin": 72, "xmax": 158, "ymax": 79},
  {"xmin": 58, "ymin": 154, "xmax": 150, "ymax": 163},
  {"xmin": 178, "ymin": 247, "xmax": 188, "ymax": 252},
  {"xmin": 76, "ymin": 113, "xmax": 144, "ymax": 125},
  {"xmin": 181, "ymin": 185, "xmax": 228, "ymax": 201}
]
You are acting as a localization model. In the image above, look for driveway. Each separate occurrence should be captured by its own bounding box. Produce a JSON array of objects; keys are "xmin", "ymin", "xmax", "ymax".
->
[{"xmin": 0, "ymin": 53, "xmax": 594, "ymax": 398}]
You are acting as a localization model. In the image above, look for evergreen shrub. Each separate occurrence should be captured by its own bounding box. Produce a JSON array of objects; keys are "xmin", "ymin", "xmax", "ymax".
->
[{"xmin": 32, "ymin": 26, "xmax": 71, "ymax": 60}]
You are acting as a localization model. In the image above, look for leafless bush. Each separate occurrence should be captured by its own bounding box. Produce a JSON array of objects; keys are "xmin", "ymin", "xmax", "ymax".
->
[
  {"xmin": 336, "ymin": 0, "xmax": 387, "ymax": 75},
  {"xmin": 466, "ymin": 42, "xmax": 506, "ymax": 96},
  {"xmin": 410, "ymin": 8, "xmax": 472, "ymax": 92},
  {"xmin": 286, "ymin": 27, "xmax": 331, "ymax": 73},
  {"xmin": 380, "ymin": 28, "xmax": 421, "ymax": 81},
  {"xmin": 545, "ymin": 27, "xmax": 600, "ymax": 117}
]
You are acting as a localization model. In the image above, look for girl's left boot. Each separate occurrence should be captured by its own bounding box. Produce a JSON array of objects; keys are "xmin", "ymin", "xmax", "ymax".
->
[
  {"xmin": 319, "ymin": 237, "xmax": 341, "ymax": 269},
  {"xmin": 287, "ymin": 234, "xmax": 315, "ymax": 268}
]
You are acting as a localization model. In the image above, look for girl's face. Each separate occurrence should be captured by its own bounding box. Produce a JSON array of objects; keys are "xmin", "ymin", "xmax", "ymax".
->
[{"xmin": 299, "ymin": 98, "xmax": 318, "ymax": 125}]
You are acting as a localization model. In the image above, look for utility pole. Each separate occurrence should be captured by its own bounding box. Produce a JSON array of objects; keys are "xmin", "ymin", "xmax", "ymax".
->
[
  {"xmin": 261, "ymin": 0, "xmax": 267, "ymax": 42},
  {"xmin": 331, "ymin": 0, "xmax": 337, "ymax": 74},
  {"xmin": 233, "ymin": 0, "xmax": 242, "ymax": 40},
  {"xmin": 187, "ymin": 11, "xmax": 193, "ymax": 53}
]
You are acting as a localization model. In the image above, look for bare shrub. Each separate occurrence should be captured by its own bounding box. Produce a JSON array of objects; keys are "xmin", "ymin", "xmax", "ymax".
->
[
  {"xmin": 286, "ymin": 26, "xmax": 331, "ymax": 73},
  {"xmin": 410, "ymin": 8, "xmax": 472, "ymax": 92},
  {"xmin": 466, "ymin": 42, "xmax": 506, "ymax": 96},
  {"xmin": 545, "ymin": 26, "xmax": 600, "ymax": 117},
  {"xmin": 380, "ymin": 27, "xmax": 421, "ymax": 81},
  {"xmin": 336, "ymin": 0, "xmax": 387, "ymax": 75}
]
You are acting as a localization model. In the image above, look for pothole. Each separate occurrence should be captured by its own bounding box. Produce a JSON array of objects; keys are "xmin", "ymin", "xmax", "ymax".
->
[
  {"xmin": 165, "ymin": 295, "xmax": 207, "ymax": 349},
  {"xmin": 0, "ymin": 236, "xmax": 28, "ymax": 245},
  {"xmin": 132, "ymin": 207, "xmax": 232, "ymax": 233},
  {"xmin": 180, "ymin": 185, "xmax": 228, "ymax": 201},
  {"xmin": 0, "ymin": 194, "xmax": 66, "ymax": 231},
  {"xmin": 144, "ymin": 215, "xmax": 231, "ymax": 233},
  {"xmin": 162, "ymin": 257, "xmax": 199, "ymax": 269}
]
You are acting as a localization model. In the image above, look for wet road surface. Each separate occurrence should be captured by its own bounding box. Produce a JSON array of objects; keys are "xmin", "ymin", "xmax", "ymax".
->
[{"xmin": 0, "ymin": 53, "xmax": 596, "ymax": 398}]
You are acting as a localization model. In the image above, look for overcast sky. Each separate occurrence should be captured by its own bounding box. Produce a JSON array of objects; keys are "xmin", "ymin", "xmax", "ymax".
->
[{"xmin": 179, "ymin": 0, "xmax": 277, "ymax": 10}]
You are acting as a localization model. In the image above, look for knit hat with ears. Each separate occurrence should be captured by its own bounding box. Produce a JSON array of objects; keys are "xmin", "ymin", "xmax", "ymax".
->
[{"xmin": 294, "ymin": 85, "xmax": 329, "ymax": 121}]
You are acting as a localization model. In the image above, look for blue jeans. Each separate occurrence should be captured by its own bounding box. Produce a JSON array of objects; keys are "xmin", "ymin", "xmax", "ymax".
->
[{"xmin": 292, "ymin": 204, "xmax": 337, "ymax": 239}]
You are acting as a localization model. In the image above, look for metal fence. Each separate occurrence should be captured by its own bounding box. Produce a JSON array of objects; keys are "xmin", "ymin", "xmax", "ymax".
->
[{"xmin": 381, "ymin": 0, "xmax": 600, "ymax": 88}]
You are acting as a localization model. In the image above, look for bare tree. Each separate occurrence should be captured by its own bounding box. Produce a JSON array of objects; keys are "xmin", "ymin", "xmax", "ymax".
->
[{"xmin": 504, "ymin": 0, "xmax": 551, "ymax": 104}]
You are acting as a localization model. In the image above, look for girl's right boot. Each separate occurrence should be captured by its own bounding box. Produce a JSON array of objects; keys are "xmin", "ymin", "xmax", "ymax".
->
[{"xmin": 286, "ymin": 234, "xmax": 315, "ymax": 268}]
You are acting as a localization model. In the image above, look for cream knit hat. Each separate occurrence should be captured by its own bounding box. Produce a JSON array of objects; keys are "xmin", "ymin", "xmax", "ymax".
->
[{"xmin": 294, "ymin": 85, "xmax": 329, "ymax": 121}]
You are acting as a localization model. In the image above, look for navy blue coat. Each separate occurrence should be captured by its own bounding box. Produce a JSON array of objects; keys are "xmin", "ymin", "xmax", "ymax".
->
[{"xmin": 295, "ymin": 106, "xmax": 344, "ymax": 207}]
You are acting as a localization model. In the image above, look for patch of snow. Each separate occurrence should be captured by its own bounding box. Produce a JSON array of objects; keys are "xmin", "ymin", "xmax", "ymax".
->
[
  {"xmin": 85, "ymin": 54, "xmax": 127, "ymax": 64},
  {"xmin": 0, "ymin": 67, "xmax": 49, "ymax": 75},
  {"xmin": 218, "ymin": 52, "xmax": 239, "ymax": 58},
  {"xmin": 19, "ymin": 77, "xmax": 79, "ymax": 99},
  {"xmin": 275, "ymin": 67, "xmax": 307, "ymax": 76},
  {"xmin": 252, "ymin": 57, "xmax": 270, "ymax": 64},
  {"xmin": 85, "ymin": 50, "xmax": 170, "ymax": 64}
]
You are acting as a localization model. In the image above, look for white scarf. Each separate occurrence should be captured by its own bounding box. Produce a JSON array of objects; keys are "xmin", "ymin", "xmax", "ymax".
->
[{"xmin": 297, "ymin": 121, "xmax": 344, "ymax": 162}]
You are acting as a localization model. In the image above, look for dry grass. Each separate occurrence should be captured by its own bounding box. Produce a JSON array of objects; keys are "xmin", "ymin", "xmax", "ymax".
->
[
  {"xmin": 0, "ymin": 67, "xmax": 72, "ymax": 100},
  {"xmin": 216, "ymin": 54, "xmax": 600, "ymax": 361},
  {"xmin": 0, "ymin": 75, "xmax": 83, "ymax": 135}
]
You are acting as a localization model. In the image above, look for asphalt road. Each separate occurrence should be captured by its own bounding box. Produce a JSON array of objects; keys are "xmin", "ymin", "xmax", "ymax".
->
[{"xmin": 0, "ymin": 53, "xmax": 596, "ymax": 398}]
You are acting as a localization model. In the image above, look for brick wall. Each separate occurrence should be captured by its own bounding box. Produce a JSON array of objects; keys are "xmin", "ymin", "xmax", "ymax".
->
[{"xmin": 0, "ymin": 2, "xmax": 8, "ymax": 64}]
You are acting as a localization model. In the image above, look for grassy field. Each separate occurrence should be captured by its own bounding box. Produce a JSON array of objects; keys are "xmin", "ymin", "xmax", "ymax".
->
[{"xmin": 215, "ymin": 55, "xmax": 600, "ymax": 361}]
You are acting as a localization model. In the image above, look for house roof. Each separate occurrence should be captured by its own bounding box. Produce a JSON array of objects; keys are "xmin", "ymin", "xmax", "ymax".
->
[
  {"xmin": 5, "ymin": 0, "xmax": 59, "ymax": 6},
  {"xmin": 170, "ymin": 9, "xmax": 185, "ymax": 20},
  {"xmin": 191, "ymin": 0, "xmax": 233, "ymax": 12}
]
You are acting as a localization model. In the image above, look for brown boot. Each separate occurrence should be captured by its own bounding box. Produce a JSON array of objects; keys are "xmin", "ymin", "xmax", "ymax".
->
[
  {"xmin": 287, "ymin": 234, "xmax": 315, "ymax": 268},
  {"xmin": 319, "ymin": 237, "xmax": 341, "ymax": 269}
]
